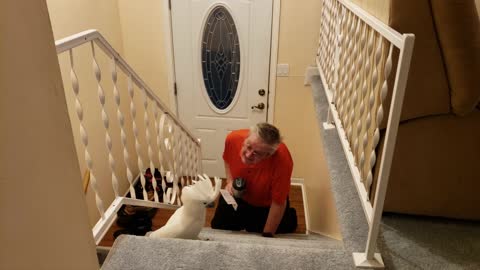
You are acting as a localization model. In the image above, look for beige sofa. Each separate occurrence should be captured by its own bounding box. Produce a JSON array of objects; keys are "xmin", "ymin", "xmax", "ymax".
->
[{"xmin": 372, "ymin": 0, "xmax": 480, "ymax": 220}]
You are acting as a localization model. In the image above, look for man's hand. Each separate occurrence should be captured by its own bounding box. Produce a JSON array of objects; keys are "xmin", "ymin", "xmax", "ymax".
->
[
  {"xmin": 224, "ymin": 162, "xmax": 234, "ymax": 195},
  {"xmin": 263, "ymin": 200, "xmax": 287, "ymax": 235},
  {"xmin": 225, "ymin": 179, "xmax": 234, "ymax": 195},
  {"xmin": 262, "ymin": 232, "xmax": 274, "ymax": 238}
]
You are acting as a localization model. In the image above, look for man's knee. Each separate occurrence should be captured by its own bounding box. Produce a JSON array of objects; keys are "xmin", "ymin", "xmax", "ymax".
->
[
  {"xmin": 211, "ymin": 198, "xmax": 243, "ymax": 230},
  {"xmin": 211, "ymin": 213, "xmax": 243, "ymax": 231}
]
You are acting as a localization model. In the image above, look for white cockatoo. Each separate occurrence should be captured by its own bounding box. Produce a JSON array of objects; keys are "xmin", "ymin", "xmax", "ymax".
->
[{"xmin": 149, "ymin": 174, "xmax": 221, "ymax": 240}]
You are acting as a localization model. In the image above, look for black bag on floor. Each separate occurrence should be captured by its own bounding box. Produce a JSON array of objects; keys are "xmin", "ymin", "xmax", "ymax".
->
[{"xmin": 114, "ymin": 205, "xmax": 155, "ymax": 238}]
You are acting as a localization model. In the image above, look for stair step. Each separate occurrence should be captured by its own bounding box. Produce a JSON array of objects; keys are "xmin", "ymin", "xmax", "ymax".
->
[
  {"xmin": 198, "ymin": 227, "xmax": 342, "ymax": 250},
  {"xmin": 101, "ymin": 235, "xmax": 352, "ymax": 270}
]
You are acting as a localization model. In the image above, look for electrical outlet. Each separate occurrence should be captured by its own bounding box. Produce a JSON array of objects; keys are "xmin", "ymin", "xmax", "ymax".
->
[{"xmin": 277, "ymin": 64, "xmax": 289, "ymax": 77}]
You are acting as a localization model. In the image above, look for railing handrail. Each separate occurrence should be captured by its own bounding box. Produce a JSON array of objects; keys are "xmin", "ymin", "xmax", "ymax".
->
[
  {"xmin": 55, "ymin": 29, "xmax": 199, "ymax": 146},
  {"xmin": 338, "ymin": 0, "xmax": 403, "ymax": 49}
]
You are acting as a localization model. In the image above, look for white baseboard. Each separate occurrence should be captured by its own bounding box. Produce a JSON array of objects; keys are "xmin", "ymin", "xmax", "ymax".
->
[{"xmin": 304, "ymin": 65, "xmax": 320, "ymax": 86}]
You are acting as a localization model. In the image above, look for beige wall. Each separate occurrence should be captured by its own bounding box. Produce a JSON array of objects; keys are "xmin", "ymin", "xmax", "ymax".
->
[
  {"xmin": 118, "ymin": 0, "xmax": 171, "ymax": 107},
  {"xmin": 0, "ymin": 1, "xmax": 98, "ymax": 269},
  {"xmin": 274, "ymin": 0, "xmax": 341, "ymax": 239},
  {"xmin": 350, "ymin": 0, "xmax": 390, "ymax": 23},
  {"xmin": 47, "ymin": 0, "xmax": 124, "ymax": 46}
]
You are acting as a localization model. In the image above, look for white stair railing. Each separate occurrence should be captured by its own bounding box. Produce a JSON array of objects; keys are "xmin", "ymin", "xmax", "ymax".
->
[
  {"xmin": 56, "ymin": 29, "xmax": 202, "ymax": 244},
  {"xmin": 316, "ymin": 0, "xmax": 414, "ymax": 268}
]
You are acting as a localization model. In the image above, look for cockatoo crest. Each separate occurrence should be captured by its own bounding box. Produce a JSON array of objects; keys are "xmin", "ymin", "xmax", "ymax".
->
[
  {"xmin": 182, "ymin": 174, "xmax": 220, "ymax": 205},
  {"xmin": 149, "ymin": 174, "xmax": 221, "ymax": 240}
]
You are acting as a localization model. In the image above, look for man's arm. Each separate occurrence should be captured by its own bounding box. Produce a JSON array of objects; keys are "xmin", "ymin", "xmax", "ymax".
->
[
  {"xmin": 224, "ymin": 162, "xmax": 234, "ymax": 195},
  {"xmin": 263, "ymin": 200, "xmax": 287, "ymax": 236}
]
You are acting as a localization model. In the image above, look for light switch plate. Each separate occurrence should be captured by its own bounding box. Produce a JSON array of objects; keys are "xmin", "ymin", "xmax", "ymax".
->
[{"xmin": 277, "ymin": 64, "xmax": 289, "ymax": 77}]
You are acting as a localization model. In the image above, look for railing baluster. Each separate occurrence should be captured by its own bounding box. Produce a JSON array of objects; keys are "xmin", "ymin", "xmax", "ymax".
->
[
  {"xmin": 359, "ymin": 29, "xmax": 375, "ymax": 181},
  {"xmin": 346, "ymin": 17, "xmax": 362, "ymax": 143},
  {"xmin": 335, "ymin": 9, "xmax": 346, "ymax": 113},
  {"xmin": 361, "ymin": 32, "xmax": 380, "ymax": 183},
  {"xmin": 341, "ymin": 14, "xmax": 358, "ymax": 137},
  {"xmin": 328, "ymin": 0, "xmax": 335, "ymax": 86},
  {"xmin": 159, "ymin": 114, "xmax": 175, "ymax": 204},
  {"xmin": 187, "ymin": 137, "xmax": 193, "ymax": 184},
  {"xmin": 364, "ymin": 34, "xmax": 384, "ymax": 191},
  {"xmin": 111, "ymin": 57, "xmax": 135, "ymax": 199},
  {"xmin": 171, "ymin": 125, "xmax": 180, "ymax": 205},
  {"xmin": 154, "ymin": 105, "xmax": 165, "ymax": 202},
  {"xmin": 352, "ymin": 22, "xmax": 368, "ymax": 163},
  {"xmin": 143, "ymin": 90, "xmax": 159, "ymax": 202},
  {"xmin": 357, "ymin": 27, "xmax": 374, "ymax": 170},
  {"xmin": 193, "ymin": 139, "xmax": 200, "ymax": 180},
  {"xmin": 320, "ymin": 0, "xmax": 329, "ymax": 75},
  {"xmin": 91, "ymin": 42, "xmax": 120, "ymax": 197},
  {"xmin": 181, "ymin": 132, "xmax": 189, "ymax": 196},
  {"xmin": 177, "ymin": 131, "xmax": 184, "ymax": 188},
  {"xmin": 366, "ymin": 43, "xmax": 393, "ymax": 195},
  {"xmin": 69, "ymin": 49, "xmax": 105, "ymax": 218},
  {"xmin": 188, "ymin": 140, "xmax": 195, "ymax": 185},
  {"xmin": 325, "ymin": 0, "xmax": 334, "ymax": 87},
  {"xmin": 198, "ymin": 139, "xmax": 203, "ymax": 176},
  {"xmin": 333, "ymin": 6, "xmax": 346, "ymax": 103},
  {"xmin": 330, "ymin": 0, "xmax": 341, "ymax": 91},
  {"xmin": 184, "ymin": 139, "xmax": 190, "ymax": 186},
  {"xmin": 335, "ymin": 10, "xmax": 347, "ymax": 114},
  {"xmin": 181, "ymin": 132, "xmax": 188, "ymax": 187},
  {"xmin": 338, "ymin": 11, "xmax": 354, "ymax": 121},
  {"xmin": 127, "ymin": 76, "xmax": 148, "ymax": 200}
]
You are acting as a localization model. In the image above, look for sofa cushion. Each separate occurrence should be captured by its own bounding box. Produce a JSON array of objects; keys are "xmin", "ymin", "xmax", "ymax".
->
[
  {"xmin": 431, "ymin": 0, "xmax": 480, "ymax": 116},
  {"xmin": 372, "ymin": 109, "xmax": 480, "ymax": 220},
  {"xmin": 388, "ymin": 0, "xmax": 451, "ymax": 122}
]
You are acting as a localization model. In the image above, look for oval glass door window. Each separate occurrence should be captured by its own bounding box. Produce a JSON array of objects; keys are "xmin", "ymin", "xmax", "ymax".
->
[{"xmin": 201, "ymin": 6, "xmax": 240, "ymax": 110}]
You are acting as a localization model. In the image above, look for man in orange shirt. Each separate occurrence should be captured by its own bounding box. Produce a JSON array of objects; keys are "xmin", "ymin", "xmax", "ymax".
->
[{"xmin": 211, "ymin": 123, "xmax": 297, "ymax": 237}]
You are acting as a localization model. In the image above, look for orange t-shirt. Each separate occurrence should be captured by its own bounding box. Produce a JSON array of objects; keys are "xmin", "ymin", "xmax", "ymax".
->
[{"xmin": 223, "ymin": 129, "xmax": 293, "ymax": 207}]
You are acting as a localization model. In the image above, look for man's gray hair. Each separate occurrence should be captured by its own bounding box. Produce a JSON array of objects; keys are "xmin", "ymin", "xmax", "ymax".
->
[{"xmin": 250, "ymin": 122, "xmax": 282, "ymax": 148}]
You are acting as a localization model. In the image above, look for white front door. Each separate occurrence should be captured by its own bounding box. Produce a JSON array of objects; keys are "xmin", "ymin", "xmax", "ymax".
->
[{"xmin": 171, "ymin": 0, "xmax": 273, "ymax": 177}]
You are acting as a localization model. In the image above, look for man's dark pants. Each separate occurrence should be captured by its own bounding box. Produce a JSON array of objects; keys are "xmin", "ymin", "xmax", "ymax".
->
[{"xmin": 211, "ymin": 195, "xmax": 297, "ymax": 234}]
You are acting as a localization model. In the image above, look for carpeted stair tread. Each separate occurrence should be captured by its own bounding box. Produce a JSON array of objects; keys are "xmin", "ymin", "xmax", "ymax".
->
[
  {"xmin": 101, "ymin": 235, "xmax": 354, "ymax": 270},
  {"xmin": 309, "ymin": 75, "xmax": 370, "ymax": 252},
  {"xmin": 198, "ymin": 227, "xmax": 342, "ymax": 250}
]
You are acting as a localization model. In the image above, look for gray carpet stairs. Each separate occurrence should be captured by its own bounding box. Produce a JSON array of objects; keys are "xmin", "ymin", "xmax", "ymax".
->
[
  {"xmin": 101, "ymin": 75, "xmax": 480, "ymax": 270},
  {"xmin": 102, "ymin": 231, "xmax": 349, "ymax": 270}
]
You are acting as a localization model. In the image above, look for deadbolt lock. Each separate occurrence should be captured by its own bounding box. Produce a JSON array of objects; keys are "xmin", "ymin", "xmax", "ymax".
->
[{"xmin": 258, "ymin": 89, "xmax": 266, "ymax": 96}]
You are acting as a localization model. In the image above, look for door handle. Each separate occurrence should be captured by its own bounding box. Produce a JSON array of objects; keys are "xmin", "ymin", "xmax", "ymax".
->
[{"xmin": 251, "ymin": 102, "xmax": 265, "ymax": 110}]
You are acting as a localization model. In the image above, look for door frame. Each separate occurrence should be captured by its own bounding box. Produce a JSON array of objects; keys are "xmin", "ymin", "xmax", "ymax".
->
[{"xmin": 162, "ymin": 0, "xmax": 281, "ymax": 124}]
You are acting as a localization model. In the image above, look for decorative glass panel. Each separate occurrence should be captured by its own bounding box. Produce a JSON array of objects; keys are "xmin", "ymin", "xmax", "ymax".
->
[{"xmin": 201, "ymin": 6, "xmax": 240, "ymax": 110}]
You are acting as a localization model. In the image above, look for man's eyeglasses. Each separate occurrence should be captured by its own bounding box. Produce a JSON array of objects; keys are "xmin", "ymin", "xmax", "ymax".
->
[{"xmin": 243, "ymin": 143, "xmax": 272, "ymax": 159}]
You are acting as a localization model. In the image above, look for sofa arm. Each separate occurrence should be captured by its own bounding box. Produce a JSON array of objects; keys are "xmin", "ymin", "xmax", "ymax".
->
[
  {"xmin": 431, "ymin": 0, "xmax": 480, "ymax": 116},
  {"xmin": 388, "ymin": 0, "xmax": 451, "ymax": 123}
]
